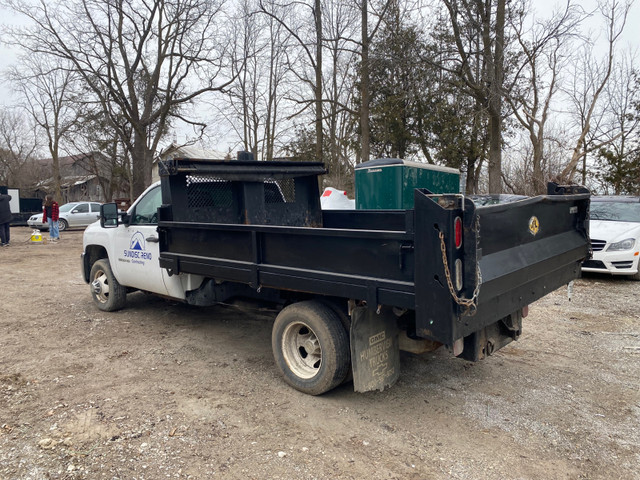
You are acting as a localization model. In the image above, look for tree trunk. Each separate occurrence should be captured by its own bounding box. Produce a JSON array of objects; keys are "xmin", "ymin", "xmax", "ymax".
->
[
  {"xmin": 131, "ymin": 131, "xmax": 152, "ymax": 197},
  {"xmin": 487, "ymin": 0, "xmax": 505, "ymax": 194},
  {"xmin": 314, "ymin": 0, "xmax": 323, "ymax": 162},
  {"xmin": 50, "ymin": 135, "xmax": 62, "ymax": 202},
  {"xmin": 360, "ymin": 0, "xmax": 370, "ymax": 164},
  {"xmin": 532, "ymin": 133, "xmax": 545, "ymax": 194}
]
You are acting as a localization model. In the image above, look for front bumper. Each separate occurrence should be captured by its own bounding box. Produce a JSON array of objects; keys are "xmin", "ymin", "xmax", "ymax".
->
[{"xmin": 582, "ymin": 249, "xmax": 640, "ymax": 276}]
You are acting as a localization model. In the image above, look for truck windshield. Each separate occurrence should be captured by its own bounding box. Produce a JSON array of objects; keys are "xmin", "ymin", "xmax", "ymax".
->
[{"xmin": 590, "ymin": 201, "xmax": 640, "ymax": 222}]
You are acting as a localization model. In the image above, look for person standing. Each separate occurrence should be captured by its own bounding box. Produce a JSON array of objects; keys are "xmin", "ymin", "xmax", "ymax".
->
[
  {"xmin": 0, "ymin": 193, "xmax": 12, "ymax": 246},
  {"xmin": 42, "ymin": 195, "xmax": 60, "ymax": 242}
]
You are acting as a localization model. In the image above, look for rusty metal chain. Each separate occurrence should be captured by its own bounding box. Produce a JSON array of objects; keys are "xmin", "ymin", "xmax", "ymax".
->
[{"xmin": 438, "ymin": 216, "xmax": 482, "ymax": 316}]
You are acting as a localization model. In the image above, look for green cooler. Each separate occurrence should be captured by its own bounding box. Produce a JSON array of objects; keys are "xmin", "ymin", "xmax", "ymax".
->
[{"xmin": 355, "ymin": 158, "xmax": 460, "ymax": 210}]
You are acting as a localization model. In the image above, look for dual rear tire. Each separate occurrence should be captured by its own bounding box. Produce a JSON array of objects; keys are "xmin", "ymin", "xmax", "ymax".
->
[{"xmin": 272, "ymin": 300, "xmax": 350, "ymax": 395}]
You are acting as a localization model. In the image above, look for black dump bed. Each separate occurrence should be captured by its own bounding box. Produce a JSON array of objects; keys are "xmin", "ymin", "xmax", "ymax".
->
[{"xmin": 157, "ymin": 158, "xmax": 590, "ymax": 349}]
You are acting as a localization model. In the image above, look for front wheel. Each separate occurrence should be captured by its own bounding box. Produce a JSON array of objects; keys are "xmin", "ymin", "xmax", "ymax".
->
[
  {"xmin": 89, "ymin": 258, "xmax": 127, "ymax": 311},
  {"xmin": 59, "ymin": 219, "xmax": 68, "ymax": 231},
  {"xmin": 272, "ymin": 300, "xmax": 350, "ymax": 395}
]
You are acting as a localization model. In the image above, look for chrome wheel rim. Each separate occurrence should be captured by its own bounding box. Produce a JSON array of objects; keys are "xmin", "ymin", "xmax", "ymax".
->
[
  {"xmin": 91, "ymin": 270, "xmax": 110, "ymax": 304},
  {"xmin": 281, "ymin": 321, "xmax": 322, "ymax": 379}
]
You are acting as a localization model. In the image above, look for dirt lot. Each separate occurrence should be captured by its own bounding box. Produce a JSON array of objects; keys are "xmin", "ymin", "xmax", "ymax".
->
[{"xmin": 0, "ymin": 226, "xmax": 639, "ymax": 480}]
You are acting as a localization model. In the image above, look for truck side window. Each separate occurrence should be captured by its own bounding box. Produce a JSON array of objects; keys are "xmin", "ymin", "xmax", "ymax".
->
[{"xmin": 131, "ymin": 186, "xmax": 162, "ymax": 225}]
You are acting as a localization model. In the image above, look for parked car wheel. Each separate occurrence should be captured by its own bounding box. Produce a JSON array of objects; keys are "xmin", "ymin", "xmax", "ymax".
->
[
  {"xmin": 272, "ymin": 300, "xmax": 350, "ymax": 395},
  {"xmin": 59, "ymin": 219, "xmax": 68, "ymax": 231},
  {"xmin": 89, "ymin": 258, "xmax": 126, "ymax": 311}
]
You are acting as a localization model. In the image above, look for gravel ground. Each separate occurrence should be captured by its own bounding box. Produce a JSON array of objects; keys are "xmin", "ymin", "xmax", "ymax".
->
[{"xmin": 0, "ymin": 227, "xmax": 638, "ymax": 479}]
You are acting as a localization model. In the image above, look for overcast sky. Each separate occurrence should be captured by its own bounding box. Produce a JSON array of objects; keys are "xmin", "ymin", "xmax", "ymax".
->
[{"xmin": 0, "ymin": 0, "xmax": 638, "ymax": 114}]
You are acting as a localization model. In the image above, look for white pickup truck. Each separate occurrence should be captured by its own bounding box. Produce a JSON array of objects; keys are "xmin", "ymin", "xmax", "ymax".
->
[{"xmin": 81, "ymin": 182, "xmax": 205, "ymax": 311}]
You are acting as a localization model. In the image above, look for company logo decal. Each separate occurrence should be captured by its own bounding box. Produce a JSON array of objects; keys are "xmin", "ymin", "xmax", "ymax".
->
[
  {"xmin": 130, "ymin": 232, "xmax": 146, "ymax": 251},
  {"xmin": 528, "ymin": 216, "xmax": 540, "ymax": 236},
  {"xmin": 119, "ymin": 231, "xmax": 152, "ymax": 266}
]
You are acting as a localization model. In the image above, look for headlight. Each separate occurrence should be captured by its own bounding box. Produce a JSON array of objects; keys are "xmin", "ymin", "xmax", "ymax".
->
[{"xmin": 607, "ymin": 238, "xmax": 636, "ymax": 251}]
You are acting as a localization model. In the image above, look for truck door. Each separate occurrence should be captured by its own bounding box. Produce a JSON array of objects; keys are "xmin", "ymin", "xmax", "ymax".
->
[{"xmin": 110, "ymin": 185, "xmax": 170, "ymax": 295}]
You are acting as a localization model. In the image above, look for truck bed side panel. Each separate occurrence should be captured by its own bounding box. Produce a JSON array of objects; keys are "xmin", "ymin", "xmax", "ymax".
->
[{"xmin": 158, "ymin": 222, "xmax": 416, "ymax": 308}]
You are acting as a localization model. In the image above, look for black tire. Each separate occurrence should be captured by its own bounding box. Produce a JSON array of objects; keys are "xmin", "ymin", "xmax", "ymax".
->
[
  {"xmin": 629, "ymin": 269, "xmax": 640, "ymax": 281},
  {"xmin": 89, "ymin": 258, "xmax": 127, "ymax": 311},
  {"xmin": 59, "ymin": 219, "xmax": 68, "ymax": 231},
  {"xmin": 272, "ymin": 300, "xmax": 350, "ymax": 395},
  {"xmin": 317, "ymin": 298, "xmax": 351, "ymax": 332},
  {"xmin": 317, "ymin": 298, "xmax": 353, "ymax": 384}
]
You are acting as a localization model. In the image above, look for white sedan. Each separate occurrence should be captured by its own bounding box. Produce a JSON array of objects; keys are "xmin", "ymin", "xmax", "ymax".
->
[
  {"xmin": 27, "ymin": 201, "xmax": 102, "ymax": 231},
  {"xmin": 582, "ymin": 196, "xmax": 640, "ymax": 280}
]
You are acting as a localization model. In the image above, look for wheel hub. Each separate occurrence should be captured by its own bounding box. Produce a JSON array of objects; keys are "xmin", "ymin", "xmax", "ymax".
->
[
  {"xmin": 303, "ymin": 338, "xmax": 317, "ymax": 355},
  {"xmin": 91, "ymin": 279, "xmax": 102, "ymax": 294},
  {"xmin": 91, "ymin": 272, "xmax": 110, "ymax": 303}
]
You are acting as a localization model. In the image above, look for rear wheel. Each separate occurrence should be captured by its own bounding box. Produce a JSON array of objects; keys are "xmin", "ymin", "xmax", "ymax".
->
[
  {"xmin": 272, "ymin": 300, "xmax": 350, "ymax": 395},
  {"xmin": 59, "ymin": 219, "xmax": 68, "ymax": 231},
  {"xmin": 317, "ymin": 298, "xmax": 353, "ymax": 384},
  {"xmin": 90, "ymin": 258, "xmax": 126, "ymax": 311}
]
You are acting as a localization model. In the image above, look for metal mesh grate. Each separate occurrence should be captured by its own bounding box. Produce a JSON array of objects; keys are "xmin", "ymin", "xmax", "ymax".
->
[
  {"xmin": 186, "ymin": 175, "xmax": 233, "ymax": 208},
  {"xmin": 271, "ymin": 178, "xmax": 295, "ymax": 203}
]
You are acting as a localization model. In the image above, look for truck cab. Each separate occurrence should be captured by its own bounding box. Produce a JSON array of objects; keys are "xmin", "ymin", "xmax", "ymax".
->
[{"xmin": 82, "ymin": 182, "xmax": 204, "ymax": 309}]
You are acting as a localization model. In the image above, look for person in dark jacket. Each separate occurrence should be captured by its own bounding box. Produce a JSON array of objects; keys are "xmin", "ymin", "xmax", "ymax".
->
[
  {"xmin": 42, "ymin": 195, "xmax": 60, "ymax": 242},
  {"xmin": 0, "ymin": 193, "xmax": 12, "ymax": 246}
]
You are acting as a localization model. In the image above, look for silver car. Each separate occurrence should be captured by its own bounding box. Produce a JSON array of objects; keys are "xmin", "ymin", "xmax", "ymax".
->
[{"xmin": 28, "ymin": 202, "xmax": 102, "ymax": 231}]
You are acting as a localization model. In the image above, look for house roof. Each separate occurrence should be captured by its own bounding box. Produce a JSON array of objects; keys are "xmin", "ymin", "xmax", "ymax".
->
[
  {"xmin": 36, "ymin": 151, "xmax": 107, "ymax": 168},
  {"xmin": 34, "ymin": 175, "xmax": 97, "ymax": 190},
  {"xmin": 155, "ymin": 143, "xmax": 228, "ymax": 163}
]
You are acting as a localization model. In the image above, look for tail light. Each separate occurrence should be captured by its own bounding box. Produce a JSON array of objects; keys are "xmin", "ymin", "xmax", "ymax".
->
[{"xmin": 454, "ymin": 216, "xmax": 462, "ymax": 249}]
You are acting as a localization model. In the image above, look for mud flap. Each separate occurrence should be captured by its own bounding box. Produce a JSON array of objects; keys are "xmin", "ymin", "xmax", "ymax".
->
[{"xmin": 350, "ymin": 306, "xmax": 400, "ymax": 393}]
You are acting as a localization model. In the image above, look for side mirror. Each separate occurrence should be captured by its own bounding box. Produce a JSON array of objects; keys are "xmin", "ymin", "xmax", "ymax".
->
[{"xmin": 100, "ymin": 203, "xmax": 119, "ymax": 228}]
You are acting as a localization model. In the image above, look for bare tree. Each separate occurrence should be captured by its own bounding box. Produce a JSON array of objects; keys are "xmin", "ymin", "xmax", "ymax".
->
[
  {"xmin": 68, "ymin": 98, "xmax": 133, "ymax": 202},
  {"xmin": 4, "ymin": 0, "xmax": 236, "ymax": 196},
  {"xmin": 222, "ymin": 0, "xmax": 292, "ymax": 160},
  {"xmin": 322, "ymin": 0, "xmax": 359, "ymax": 187},
  {"xmin": 441, "ymin": 0, "xmax": 507, "ymax": 193},
  {"xmin": 7, "ymin": 55, "xmax": 78, "ymax": 201},
  {"xmin": 592, "ymin": 53, "xmax": 640, "ymax": 193},
  {"xmin": 259, "ymin": 0, "xmax": 325, "ymax": 162},
  {"xmin": 263, "ymin": 1, "xmax": 292, "ymax": 160},
  {"xmin": 357, "ymin": 0, "xmax": 395, "ymax": 164},
  {"xmin": 559, "ymin": 0, "xmax": 632, "ymax": 182},
  {"xmin": 0, "ymin": 108, "xmax": 40, "ymax": 189},
  {"xmin": 507, "ymin": 1, "xmax": 584, "ymax": 193}
]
